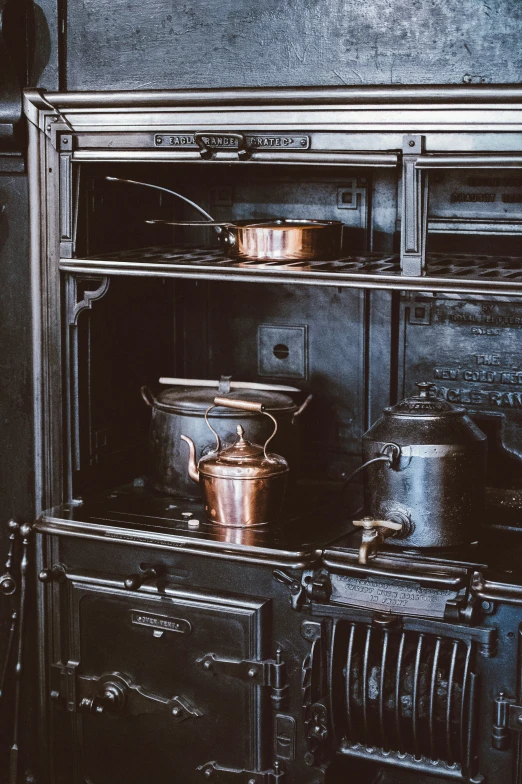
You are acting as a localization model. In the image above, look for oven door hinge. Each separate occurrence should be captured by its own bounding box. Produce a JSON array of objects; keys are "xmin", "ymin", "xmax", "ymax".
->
[
  {"xmin": 492, "ymin": 692, "xmax": 522, "ymax": 749},
  {"xmin": 197, "ymin": 649, "xmax": 288, "ymax": 709},
  {"xmin": 50, "ymin": 661, "xmax": 79, "ymax": 712},
  {"xmin": 197, "ymin": 760, "xmax": 284, "ymax": 782}
]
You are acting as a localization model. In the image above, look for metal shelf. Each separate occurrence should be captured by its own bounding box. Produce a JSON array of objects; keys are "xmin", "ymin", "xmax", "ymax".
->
[{"xmin": 60, "ymin": 246, "xmax": 522, "ymax": 296}]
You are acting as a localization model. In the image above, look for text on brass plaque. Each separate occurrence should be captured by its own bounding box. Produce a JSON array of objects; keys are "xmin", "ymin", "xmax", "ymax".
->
[
  {"xmin": 131, "ymin": 611, "xmax": 192, "ymax": 634},
  {"xmin": 154, "ymin": 133, "xmax": 310, "ymax": 150},
  {"xmin": 330, "ymin": 574, "xmax": 457, "ymax": 618}
]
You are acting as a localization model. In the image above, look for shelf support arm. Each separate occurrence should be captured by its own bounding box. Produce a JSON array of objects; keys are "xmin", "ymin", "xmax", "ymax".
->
[{"xmin": 401, "ymin": 135, "xmax": 428, "ymax": 277}]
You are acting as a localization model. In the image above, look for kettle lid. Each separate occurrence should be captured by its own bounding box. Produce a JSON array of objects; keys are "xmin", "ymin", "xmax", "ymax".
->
[
  {"xmin": 384, "ymin": 382, "xmax": 465, "ymax": 417},
  {"xmin": 199, "ymin": 425, "xmax": 288, "ymax": 478}
]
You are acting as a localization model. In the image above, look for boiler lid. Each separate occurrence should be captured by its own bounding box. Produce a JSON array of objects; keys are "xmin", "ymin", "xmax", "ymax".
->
[{"xmin": 384, "ymin": 382, "xmax": 465, "ymax": 418}]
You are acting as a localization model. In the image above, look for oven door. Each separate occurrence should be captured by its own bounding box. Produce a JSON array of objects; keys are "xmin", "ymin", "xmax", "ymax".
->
[{"xmin": 49, "ymin": 572, "xmax": 269, "ymax": 784}]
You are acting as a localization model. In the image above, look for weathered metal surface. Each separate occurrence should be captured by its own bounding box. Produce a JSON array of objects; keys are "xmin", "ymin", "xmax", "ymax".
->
[
  {"xmin": 0, "ymin": 175, "xmax": 33, "ymax": 518},
  {"xmin": 399, "ymin": 297, "xmax": 522, "ymax": 466},
  {"xmin": 60, "ymin": 0, "xmax": 522, "ymax": 90},
  {"xmin": 362, "ymin": 383, "xmax": 488, "ymax": 548}
]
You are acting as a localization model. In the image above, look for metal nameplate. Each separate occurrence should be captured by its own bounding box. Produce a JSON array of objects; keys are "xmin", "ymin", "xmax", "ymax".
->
[
  {"xmin": 430, "ymin": 172, "xmax": 522, "ymax": 223},
  {"xmin": 401, "ymin": 298, "xmax": 522, "ymax": 458},
  {"xmin": 330, "ymin": 574, "xmax": 458, "ymax": 618},
  {"xmin": 131, "ymin": 611, "xmax": 192, "ymax": 634},
  {"xmin": 154, "ymin": 133, "xmax": 310, "ymax": 150}
]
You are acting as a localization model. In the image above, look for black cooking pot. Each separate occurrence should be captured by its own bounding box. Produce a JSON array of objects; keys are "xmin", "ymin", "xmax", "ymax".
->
[
  {"xmin": 362, "ymin": 382, "xmax": 487, "ymax": 548},
  {"xmin": 141, "ymin": 381, "xmax": 311, "ymax": 498}
]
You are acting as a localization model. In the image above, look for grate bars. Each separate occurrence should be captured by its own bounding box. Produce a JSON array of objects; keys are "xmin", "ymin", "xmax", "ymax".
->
[{"xmin": 331, "ymin": 621, "xmax": 478, "ymax": 772}]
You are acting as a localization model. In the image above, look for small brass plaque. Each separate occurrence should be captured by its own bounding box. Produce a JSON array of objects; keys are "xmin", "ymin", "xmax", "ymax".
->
[
  {"xmin": 131, "ymin": 611, "xmax": 192, "ymax": 634},
  {"xmin": 330, "ymin": 574, "xmax": 457, "ymax": 618},
  {"xmin": 154, "ymin": 133, "xmax": 310, "ymax": 150}
]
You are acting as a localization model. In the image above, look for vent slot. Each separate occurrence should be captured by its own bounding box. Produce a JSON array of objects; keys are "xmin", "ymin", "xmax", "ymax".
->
[{"xmin": 331, "ymin": 621, "xmax": 478, "ymax": 774}]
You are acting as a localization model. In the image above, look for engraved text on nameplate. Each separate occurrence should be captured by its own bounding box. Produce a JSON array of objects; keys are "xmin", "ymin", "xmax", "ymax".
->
[
  {"xmin": 131, "ymin": 611, "xmax": 192, "ymax": 634},
  {"xmin": 154, "ymin": 134, "xmax": 310, "ymax": 150},
  {"xmin": 330, "ymin": 574, "xmax": 457, "ymax": 618}
]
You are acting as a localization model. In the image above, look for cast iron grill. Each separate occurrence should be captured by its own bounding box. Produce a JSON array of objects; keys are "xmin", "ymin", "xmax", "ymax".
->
[{"xmin": 330, "ymin": 620, "xmax": 479, "ymax": 776}]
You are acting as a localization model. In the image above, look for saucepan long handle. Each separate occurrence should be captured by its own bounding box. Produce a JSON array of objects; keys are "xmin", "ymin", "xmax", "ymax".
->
[
  {"xmin": 105, "ymin": 177, "xmax": 227, "ymax": 236},
  {"xmin": 145, "ymin": 218, "xmax": 233, "ymax": 227}
]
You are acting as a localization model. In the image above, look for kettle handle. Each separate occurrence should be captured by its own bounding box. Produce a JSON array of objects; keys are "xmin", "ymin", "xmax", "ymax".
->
[{"xmin": 205, "ymin": 397, "xmax": 279, "ymax": 461}]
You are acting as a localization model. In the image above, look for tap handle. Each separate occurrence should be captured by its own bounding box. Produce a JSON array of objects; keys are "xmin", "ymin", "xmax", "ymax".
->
[
  {"xmin": 353, "ymin": 518, "xmax": 402, "ymax": 532},
  {"xmin": 354, "ymin": 518, "xmax": 402, "ymax": 565}
]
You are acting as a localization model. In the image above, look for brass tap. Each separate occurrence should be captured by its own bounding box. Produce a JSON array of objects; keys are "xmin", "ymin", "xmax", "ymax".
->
[{"xmin": 353, "ymin": 517, "xmax": 403, "ymax": 564}]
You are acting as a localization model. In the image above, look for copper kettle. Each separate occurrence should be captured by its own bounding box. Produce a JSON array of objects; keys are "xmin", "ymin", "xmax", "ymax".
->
[{"xmin": 181, "ymin": 396, "xmax": 289, "ymax": 527}]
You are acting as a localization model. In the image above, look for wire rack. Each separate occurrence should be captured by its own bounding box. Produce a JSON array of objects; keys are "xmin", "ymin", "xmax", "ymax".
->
[{"xmin": 61, "ymin": 247, "xmax": 522, "ymax": 293}]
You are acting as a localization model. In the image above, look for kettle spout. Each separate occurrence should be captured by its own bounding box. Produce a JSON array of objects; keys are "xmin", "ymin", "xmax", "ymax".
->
[{"xmin": 180, "ymin": 435, "xmax": 199, "ymax": 483}]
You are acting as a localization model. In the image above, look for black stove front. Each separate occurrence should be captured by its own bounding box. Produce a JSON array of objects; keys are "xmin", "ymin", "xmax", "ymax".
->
[{"xmin": 34, "ymin": 486, "xmax": 522, "ymax": 784}]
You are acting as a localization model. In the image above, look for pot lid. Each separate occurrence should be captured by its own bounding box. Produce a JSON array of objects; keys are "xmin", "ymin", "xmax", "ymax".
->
[
  {"xmin": 240, "ymin": 219, "xmax": 341, "ymax": 230},
  {"xmin": 384, "ymin": 382, "xmax": 465, "ymax": 417},
  {"xmin": 153, "ymin": 386, "xmax": 296, "ymax": 415},
  {"xmin": 199, "ymin": 425, "xmax": 288, "ymax": 478}
]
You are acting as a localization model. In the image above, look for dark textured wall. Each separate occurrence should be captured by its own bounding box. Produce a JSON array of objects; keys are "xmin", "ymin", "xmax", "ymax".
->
[
  {"xmin": 61, "ymin": 0, "xmax": 522, "ymax": 91},
  {"xmin": 0, "ymin": 172, "xmax": 34, "ymax": 777}
]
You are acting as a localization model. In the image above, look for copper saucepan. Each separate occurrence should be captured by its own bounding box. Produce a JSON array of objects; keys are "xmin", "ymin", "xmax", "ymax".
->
[{"xmin": 106, "ymin": 177, "xmax": 343, "ymax": 262}]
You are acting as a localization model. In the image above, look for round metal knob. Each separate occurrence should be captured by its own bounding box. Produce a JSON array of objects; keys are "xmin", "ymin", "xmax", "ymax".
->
[
  {"xmin": 124, "ymin": 574, "xmax": 143, "ymax": 590},
  {"xmin": 0, "ymin": 573, "xmax": 16, "ymax": 595},
  {"xmin": 38, "ymin": 566, "xmax": 66, "ymax": 583},
  {"xmin": 415, "ymin": 381, "xmax": 435, "ymax": 398},
  {"xmin": 79, "ymin": 682, "xmax": 125, "ymax": 715}
]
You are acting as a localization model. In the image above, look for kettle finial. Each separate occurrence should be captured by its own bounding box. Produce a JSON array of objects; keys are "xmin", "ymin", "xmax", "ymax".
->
[
  {"xmin": 416, "ymin": 381, "xmax": 435, "ymax": 399},
  {"xmin": 236, "ymin": 424, "xmax": 245, "ymax": 440}
]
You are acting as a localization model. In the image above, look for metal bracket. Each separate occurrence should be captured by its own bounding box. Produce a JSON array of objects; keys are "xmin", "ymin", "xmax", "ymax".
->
[
  {"xmin": 50, "ymin": 661, "xmax": 79, "ymax": 713},
  {"xmin": 400, "ymin": 135, "xmax": 428, "ymax": 277},
  {"xmin": 303, "ymin": 702, "xmax": 329, "ymax": 768},
  {"xmin": 66, "ymin": 275, "xmax": 111, "ymax": 326},
  {"xmin": 491, "ymin": 692, "xmax": 522, "ymax": 749},
  {"xmin": 197, "ymin": 760, "xmax": 284, "ymax": 782},
  {"xmin": 65, "ymin": 274, "xmax": 111, "ymax": 477},
  {"xmin": 197, "ymin": 649, "xmax": 287, "ymax": 709},
  {"xmin": 272, "ymin": 569, "xmax": 308, "ymax": 610}
]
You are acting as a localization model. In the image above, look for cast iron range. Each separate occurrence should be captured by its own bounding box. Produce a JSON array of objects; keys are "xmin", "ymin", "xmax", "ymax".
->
[{"xmin": 33, "ymin": 473, "xmax": 522, "ymax": 784}]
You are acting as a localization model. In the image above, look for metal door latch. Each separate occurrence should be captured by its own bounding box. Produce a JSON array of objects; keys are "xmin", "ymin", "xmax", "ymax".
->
[
  {"xmin": 197, "ymin": 649, "xmax": 288, "ymax": 709},
  {"xmin": 492, "ymin": 692, "xmax": 522, "ymax": 749},
  {"xmin": 272, "ymin": 569, "xmax": 307, "ymax": 610},
  {"xmin": 50, "ymin": 667, "xmax": 201, "ymax": 722},
  {"xmin": 197, "ymin": 760, "xmax": 284, "ymax": 782}
]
